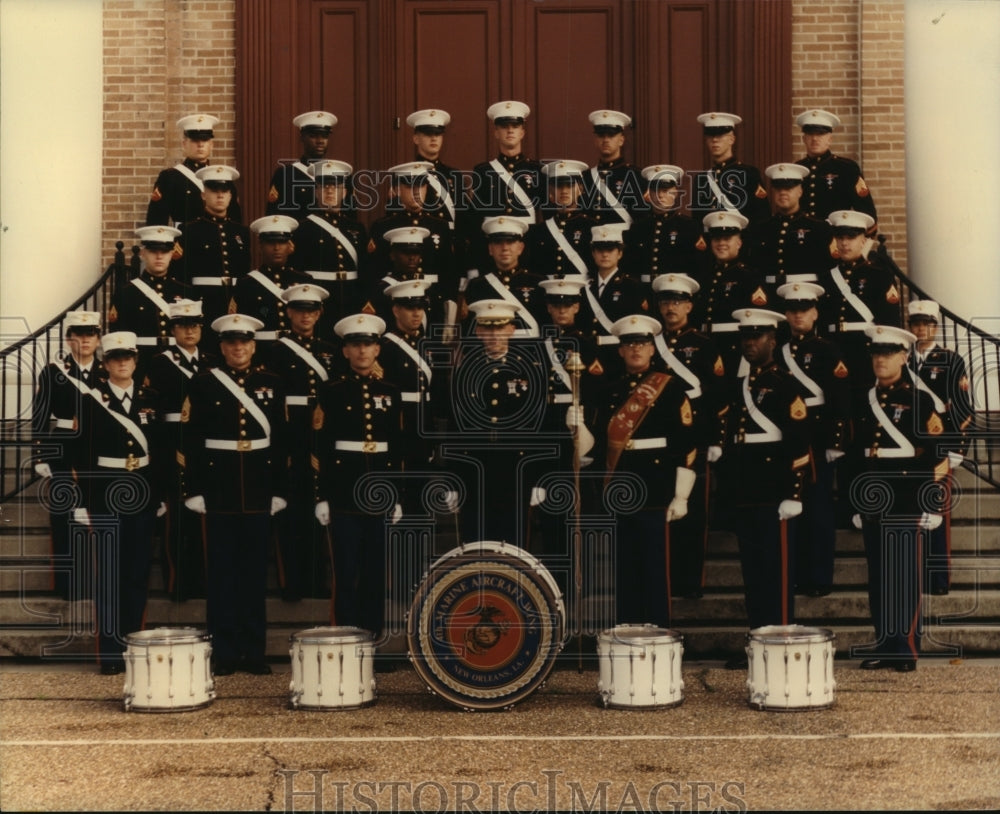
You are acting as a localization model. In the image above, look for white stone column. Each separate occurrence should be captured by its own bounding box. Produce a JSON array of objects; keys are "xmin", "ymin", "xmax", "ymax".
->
[{"xmin": 904, "ymin": 0, "xmax": 1000, "ymax": 412}]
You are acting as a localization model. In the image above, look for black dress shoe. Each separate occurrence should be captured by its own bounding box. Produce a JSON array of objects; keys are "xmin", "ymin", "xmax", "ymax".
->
[
  {"xmin": 860, "ymin": 658, "xmax": 893, "ymax": 670},
  {"xmin": 213, "ymin": 662, "xmax": 237, "ymax": 676},
  {"xmin": 374, "ymin": 659, "xmax": 397, "ymax": 674},
  {"xmin": 100, "ymin": 663, "xmax": 124, "ymax": 676},
  {"xmin": 895, "ymin": 660, "xmax": 917, "ymax": 673},
  {"xmin": 806, "ymin": 585, "xmax": 832, "ymax": 598},
  {"xmin": 241, "ymin": 661, "xmax": 272, "ymax": 675},
  {"xmin": 930, "ymin": 586, "xmax": 949, "ymax": 596},
  {"xmin": 724, "ymin": 656, "xmax": 748, "ymax": 670}
]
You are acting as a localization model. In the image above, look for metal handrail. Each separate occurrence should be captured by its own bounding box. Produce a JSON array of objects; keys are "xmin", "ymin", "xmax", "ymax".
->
[{"xmin": 0, "ymin": 242, "xmax": 139, "ymax": 502}]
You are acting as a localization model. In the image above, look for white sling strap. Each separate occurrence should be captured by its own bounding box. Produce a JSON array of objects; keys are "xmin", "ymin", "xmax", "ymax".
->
[
  {"xmin": 654, "ymin": 335, "xmax": 703, "ymax": 398},
  {"xmin": 384, "ymin": 332, "xmax": 433, "ymax": 384},
  {"xmin": 867, "ymin": 386, "xmax": 915, "ymax": 458},
  {"xmin": 705, "ymin": 170, "xmax": 740, "ymax": 214},
  {"xmin": 489, "ymin": 159, "xmax": 537, "ymax": 222},
  {"xmin": 306, "ymin": 214, "xmax": 359, "ymax": 267},
  {"xmin": 483, "ymin": 273, "xmax": 540, "ymax": 338},
  {"xmin": 583, "ymin": 285, "xmax": 618, "ymax": 343},
  {"xmin": 545, "ymin": 217, "xmax": 589, "ymax": 276},
  {"xmin": 292, "ymin": 160, "xmax": 312, "ymax": 177},
  {"xmin": 425, "ymin": 173, "xmax": 456, "ymax": 229},
  {"xmin": 247, "ymin": 270, "xmax": 287, "ymax": 303},
  {"xmin": 741, "ymin": 375, "xmax": 783, "ymax": 443},
  {"xmin": 781, "ymin": 343, "xmax": 826, "ymax": 407},
  {"xmin": 161, "ymin": 349, "xmax": 194, "ymax": 380},
  {"xmin": 210, "ymin": 368, "xmax": 271, "ymax": 440},
  {"xmin": 544, "ymin": 338, "xmax": 572, "ymax": 392},
  {"xmin": 174, "ymin": 163, "xmax": 204, "ymax": 191},
  {"xmin": 92, "ymin": 389, "xmax": 150, "ymax": 457},
  {"xmin": 589, "ymin": 167, "xmax": 633, "ymax": 225},
  {"xmin": 829, "ymin": 264, "xmax": 875, "ymax": 324},
  {"xmin": 911, "ymin": 372, "xmax": 946, "ymax": 413},
  {"xmin": 278, "ymin": 336, "xmax": 329, "ymax": 383},
  {"xmin": 130, "ymin": 278, "xmax": 173, "ymax": 318}
]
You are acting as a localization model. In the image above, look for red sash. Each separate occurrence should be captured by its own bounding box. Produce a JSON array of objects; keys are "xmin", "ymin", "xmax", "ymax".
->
[{"xmin": 605, "ymin": 371, "xmax": 671, "ymax": 484}]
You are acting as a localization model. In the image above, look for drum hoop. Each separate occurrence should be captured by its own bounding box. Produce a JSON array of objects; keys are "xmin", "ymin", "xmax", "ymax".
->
[
  {"xmin": 125, "ymin": 627, "xmax": 210, "ymax": 645},
  {"xmin": 292, "ymin": 626, "xmax": 374, "ymax": 645},
  {"xmin": 748, "ymin": 624, "xmax": 834, "ymax": 645},
  {"xmin": 599, "ymin": 624, "xmax": 682, "ymax": 645},
  {"xmin": 408, "ymin": 557, "xmax": 562, "ymax": 708}
]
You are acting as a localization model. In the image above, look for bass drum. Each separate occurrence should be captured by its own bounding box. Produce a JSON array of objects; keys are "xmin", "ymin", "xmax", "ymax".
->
[{"xmin": 407, "ymin": 541, "xmax": 565, "ymax": 711}]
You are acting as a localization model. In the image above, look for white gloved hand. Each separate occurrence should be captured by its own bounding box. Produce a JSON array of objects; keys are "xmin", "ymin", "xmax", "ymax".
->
[
  {"xmin": 184, "ymin": 495, "xmax": 207, "ymax": 515},
  {"xmin": 270, "ymin": 496, "xmax": 287, "ymax": 516},
  {"xmin": 34, "ymin": 462, "xmax": 53, "ymax": 479},
  {"xmin": 156, "ymin": 501, "xmax": 168, "ymax": 518},
  {"xmin": 825, "ymin": 449, "xmax": 845, "ymax": 464},
  {"xmin": 315, "ymin": 500, "xmax": 330, "ymax": 526},
  {"xmin": 947, "ymin": 452, "xmax": 964, "ymax": 470},
  {"xmin": 530, "ymin": 487, "xmax": 546, "ymax": 507},
  {"xmin": 666, "ymin": 498, "xmax": 688, "ymax": 523},
  {"xmin": 565, "ymin": 405, "xmax": 585, "ymax": 429},
  {"xmin": 706, "ymin": 446, "xmax": 722, "ymax": 463},
  {"xmin": 72, "ymin": 508, "xmax": 90, "ymax": 525},
  {"xmin": 667, "ymin": 467, "xmax": 697, "ymax": 522},
  {"xmin": 391, "ymin": 504, "xmax": 403, "ymax": 524},
  {"xmin": 778, "ymin": 499, "xmax": 803, "ymax": 521},
  {"xmin": 575, "ymin": 423, "xmax": 595, "ymax": 460},
  {"xmin": 919, "ymin": 512, "xmax": 943, "ymax": 530},
  {"xmin": 444, "ymin": 490, "xmax": 460, "ymax": 514},
  {"xmin": 851, "ymin": 514, "xmax": 863, "ymax": 530}
]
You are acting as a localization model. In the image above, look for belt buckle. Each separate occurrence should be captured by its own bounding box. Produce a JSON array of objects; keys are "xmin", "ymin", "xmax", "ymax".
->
[
  {"xmin": 335, "ymin": 272, "xmax": 347, "ymax": 280},
  {"xmin": 125, "ymin": 454, "xmax": 139, "ymax": 471},
  {"xmin": 362, "ymin": 441, "xmax": 377, "ymax": 453},
  {"xmin": 237, "ymin": 439, "xmax": 252, "ymax": 452}
]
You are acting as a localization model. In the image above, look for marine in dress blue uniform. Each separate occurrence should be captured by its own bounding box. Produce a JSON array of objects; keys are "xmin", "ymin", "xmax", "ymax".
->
[
  {"xmin": 651, "ymin": 274, "xmax": 729, "ymax": 598},
  {"xmin": 265, "ymin": 285, "xmax": 340, "ymax": 601},
  {"xmin": 580, "ymin": 110, "xmax": 648, "ymax": 225},
  {"xmin": 266, "ymin": 110, "xmax": 338, "ymax": 219},
  {"xmin": 795, "ymin": 109, "xmax": 877, "ymax": 229},
  {"xmin": 853, "ymin": 325, "xmax": 949, "ymax": 672},
  {"xmin": 689, "ymin": 112, "xmax": 770, "ymax": 229},
  {"xmin": 31, "ymin": 310, "xmax": 104, "ymax": 600},
  {"xmin": 717, "ymin": 309, "xmax": 811, "ymax": 663},
  {"xmin": 406, "ymin": 109, "xmax": 466, "ymax": 238},
  {"xmin": 313, "ymin": 314, "xmax": 405, "ymax": 641},
  {"xmin": 231, "ymin": 215, "xmax": 313, "ymax": 351},
  {"xmin": 626, "ymin": 165, "xmax": 704, "ymax": 284},
  {"xmin": 171, "ymin": 165, "xmax": 251, "ymax": 340},
  {"xmin": 775, "ymin": 283, "xmax": 851, "ymax": 598},
  {"xmin": 142, "ymin": 299, "xmax": 216, "ymax": 601},
  {"xmin": 180, "ymin": 314, "xmax": 288, "ymax": 675},
  {"xmin": 146, "ymin": 114, "xmax": 241, "ymax": 226},
  {"xmin": 290, "ymin": 159, "xmax": 370, "ymax": 332},
  {"xmin": 907, "ymin": 300, "xmax": 973, "ymax": 596},
  {"xmin": 75, "ymin": 332, "xmax": 163, "ymax": 674},
  {"xmin": 527, "ymin": 160, "xmax": 595, "ymax": 278},
  {"xmin": 588, "ymin": 314, "xmax": 698, "ymax": 627}
]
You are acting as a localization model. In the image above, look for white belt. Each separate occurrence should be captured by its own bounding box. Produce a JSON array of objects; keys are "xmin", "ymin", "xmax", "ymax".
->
[
  {"xmin": 191, "ymin": 276, "xmax": 229, "ymax": 286},
  {"xmin": 419, "ymin": 274, "xmax": 439, "ymax": 283},
  {"xmin": 97, "ymin": 455, "xmax": 149, "ymax": 470},
  {"xmin": 135, "ymin": 336, "xmax": 175, "ymax": 346},
  {"xmin": 54, "ymin": 418, "xmax": 75, "ymax": 429},
  {"xmin": 626, "ymin": 437, "xmax": 667, "ymax": 450},
  {"xmin": 286, "ymin": 395, "xmax": 311, "ymax": 406},
  {"xmin": 307, "ymin": 270, "xmax": 358, "ymax": 281},
  {"xmin": 549, "ymin": 393, "xmax": 573, "ymax": 404},
  {"xmin": 597, "ymin": 335, "xmax": 620, "ymax": 346},
  {"xmin": 865, "ymin": 447, "xmax": 913, "ymax": 459},
  {"xmin": 205, "ymin": 438, "xmax": 270, "ymax": 451},
  {"xmin": 163, "ymin": 413, "xmax": 182, "ymax": 423},
  {"xmin": 711, "ymin": 323, "xmax": 739, "ymax": 333},
  {"xmin": 736, "ymin": 433, "xmax": 781, "ymax": 445},
  {"xmin": 254, "ymin": 331, "xmax": 278, "ymax": 341},
  {"xmin": 335, "ymin": 440, "xmax": 389, "ymax": 453},
  {"xmin": 828, "ymin": 322, "xmax": 870, "ymax": 333},
  {"xmin": 786, "ymin": 273, "xmax": 818, "ymax": 284},
  {"xmin": 400, "ymin": 392, "xmax": 428, "ymax": 403}
]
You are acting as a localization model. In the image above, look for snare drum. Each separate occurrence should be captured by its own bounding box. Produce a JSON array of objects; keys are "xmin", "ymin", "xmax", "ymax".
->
[
  {"xmin": 407, "ymin": 541, "xmax": 565, "ymax": 711},
  {"xmin": 746, "ymin": 624, "xmax": 836, "ymax": 711},
  {"xmin": 123, "ymin": 627, "xmax": 214, "ymax": 712},
  {"xmin": 289, "ymin": 627, "xmax": 376, "ymax": 710},
  {"xmin": 597, "ymin": 624, "xmax": 684, "ymax": 709}
]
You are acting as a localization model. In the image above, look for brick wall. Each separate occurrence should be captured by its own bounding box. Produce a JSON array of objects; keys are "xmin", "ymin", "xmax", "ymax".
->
[
  {"xmin": 101, "ymin": 0, "xmax": 908, "ymax": 269},
  {"xmin": 102, "ymin": 0, "xmax": 237, "ymax": 262},
  {"xmin": 790, "ymin": 0, "xmax": 907, "ymax": 271}
]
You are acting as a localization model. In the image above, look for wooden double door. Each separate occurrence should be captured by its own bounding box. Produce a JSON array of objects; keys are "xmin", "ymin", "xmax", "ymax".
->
[{"xmin": 237, "ymin": 0, "xmax": 790, "ymax": 226}]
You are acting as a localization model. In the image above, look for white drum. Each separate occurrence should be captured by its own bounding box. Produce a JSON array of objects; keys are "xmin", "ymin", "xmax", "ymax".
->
[
  {"xmin": 123, "ymin": 627, "xmax": 215, "ymax": 712},
  {"xmin": 746, "ymin": 624, "xmax": 836, "ymax": 711},
  {"xmin": 289, "ymin": 626, "xmax": 376, "ymax": 710},
  {"xmin": 597, "ymin": 624, "xmax": 684, "ymax": 709}
]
